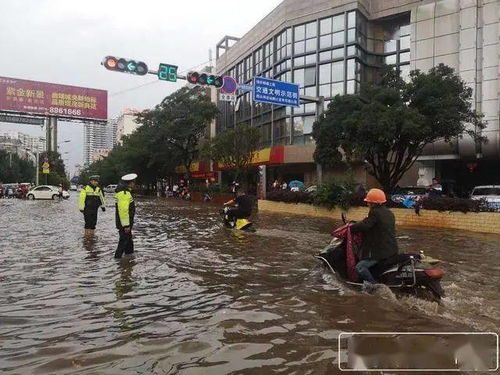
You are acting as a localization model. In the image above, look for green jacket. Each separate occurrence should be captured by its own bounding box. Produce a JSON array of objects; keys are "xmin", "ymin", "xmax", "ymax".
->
[
  {"xmin": 351, "ymin": 205, "xmax": 399, "ymax": 260},
  {"xmin": 115, "ymin": 185, "xmax": 135, "ymax": 229},
  {"xmin": 78, "ymin": 185, "xmax": 106, "ymax": 211}
]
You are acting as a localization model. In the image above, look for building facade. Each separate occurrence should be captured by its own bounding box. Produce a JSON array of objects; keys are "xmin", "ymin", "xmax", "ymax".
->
[
  {"xmin": 0, "ymin": 131, "xmax": 46, "ymax": 157},
  {"xmin": 116, "ymin": 109, "xmax": 141, "ymax": 145},
  {"xmin": 215, "ymin": 0, "xmax": 499, "ymax": 194},
  {"xmin": 83, "ymin": 123, "xmax": 109, "ymax": 166}
]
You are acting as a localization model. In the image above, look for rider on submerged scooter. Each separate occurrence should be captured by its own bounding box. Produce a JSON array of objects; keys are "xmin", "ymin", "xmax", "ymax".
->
[
  {"xmin": 223, "ymin": 182, "xmax": 253, "ymax": 224},
  {"xmin": 350, "ymin": 188, "xmax": 399, "ymax": 285}
]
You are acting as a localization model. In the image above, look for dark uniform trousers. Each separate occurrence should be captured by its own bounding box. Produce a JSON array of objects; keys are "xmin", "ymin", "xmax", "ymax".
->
[
  {"xmin": 84, "ymin": 208, "xmax": 98, "ymax": 229},
  {"xmin": 115, "ymin": 229, "xmax": 134, "ymax": 258}
]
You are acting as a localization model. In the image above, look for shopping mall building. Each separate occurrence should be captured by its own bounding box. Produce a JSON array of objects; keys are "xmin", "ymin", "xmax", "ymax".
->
[{"xmin": 213, "ymin": 0, "xmax": 499, "ymax": 196}]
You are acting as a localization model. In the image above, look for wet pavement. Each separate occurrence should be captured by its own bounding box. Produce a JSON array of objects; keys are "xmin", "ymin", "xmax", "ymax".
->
[{"xmin": 0, "ymin": 196, "xmax": 499, "ymax": 374}]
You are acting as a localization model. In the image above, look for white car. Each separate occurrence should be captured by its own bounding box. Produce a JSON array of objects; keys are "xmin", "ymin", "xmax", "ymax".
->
[
  {"xmin": 26, "ymin": 185, "xmax": 70, "ymax": 200},
  {"xmin": 104, "ymin": 184, "xmax": 117, "ymax": 193},
  {"xmin": 470, "ymin": 185, "xmax": 500, "ymax": 211}
]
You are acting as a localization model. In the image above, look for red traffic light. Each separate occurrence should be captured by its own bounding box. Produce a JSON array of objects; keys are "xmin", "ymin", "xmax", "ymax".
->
[
  {"xmin": 102, "ymin": 56, "xmax": 148, "ymax": 76},
  {"xmin": 187, "ymin": 72, "xmax": 199, "ymax": 84}
]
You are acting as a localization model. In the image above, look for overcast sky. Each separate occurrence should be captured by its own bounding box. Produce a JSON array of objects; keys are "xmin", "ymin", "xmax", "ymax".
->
[{"xmin": 0, "ymin": 0, "xmax": 283, "ymax": 175}]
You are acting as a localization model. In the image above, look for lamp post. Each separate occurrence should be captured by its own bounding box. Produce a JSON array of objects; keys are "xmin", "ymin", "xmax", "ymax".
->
[{"xmin": 25, "ymin": 148, "xmax": 40, "ymax": 186}]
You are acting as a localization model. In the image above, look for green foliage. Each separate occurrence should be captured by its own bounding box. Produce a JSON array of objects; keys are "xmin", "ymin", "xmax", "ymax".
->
[
  {"xmin": 82, "ymin": 87, "xmax": 219, "ymax": 186},
  {"xmin": 201, "ymin": 123, "xmax": 260, "ymax": 181},
  {"xmin": 313, "ymin": 177, "xmax": 356, "ymax": 210},
  {"xmin": 136, "ymin": 86, "xmax": 219, "ymax": 176},
  {"xmin": 267, "ymin": 190, "xmax": 314, "ymax": 204},
  {"xmin": 0, "ymin": 150, "xmax": 35, "ymax": 183},
  {"xmin": 313, "ymin": 64, "xmax": 485, "ymax": 192}
]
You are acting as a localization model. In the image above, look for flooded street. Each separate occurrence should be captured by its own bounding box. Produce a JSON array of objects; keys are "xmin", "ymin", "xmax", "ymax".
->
[{"xmin": 1, "ymin": 196, "xmax": 499, "ymax": 374}]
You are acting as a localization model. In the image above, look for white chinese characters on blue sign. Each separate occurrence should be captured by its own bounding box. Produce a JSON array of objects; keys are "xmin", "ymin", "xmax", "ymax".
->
[{"xmin": 253, "ymin": 77, "xmax": 300, "ymax": 108}]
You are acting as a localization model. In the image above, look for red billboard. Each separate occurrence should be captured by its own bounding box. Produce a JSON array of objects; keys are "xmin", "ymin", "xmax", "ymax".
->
[{"xmin": 0, "ymin": 76, "xmax": 107, "ymax": 122}]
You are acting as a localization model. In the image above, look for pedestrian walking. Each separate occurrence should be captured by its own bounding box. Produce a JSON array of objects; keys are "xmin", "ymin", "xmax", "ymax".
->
[
  {"xmin": 79, "ymin": 175, "xmax": 106, "ymax": 236},
  {"xmin": 115, "ymin": 173, "xmax": 137, "ymax": 259},
  {"xmin": 58, "ymin": 184, "xmax": 64, "ymax": 201}
]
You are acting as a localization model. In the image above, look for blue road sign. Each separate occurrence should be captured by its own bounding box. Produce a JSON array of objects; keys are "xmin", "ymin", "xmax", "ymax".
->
[
  {"xmin": 253, "ymin": 77, "xmax": 300, "ymax": 107},
  {"xmin": 238, "ymin": 83, "xmax": 253, "ymax": 92}
]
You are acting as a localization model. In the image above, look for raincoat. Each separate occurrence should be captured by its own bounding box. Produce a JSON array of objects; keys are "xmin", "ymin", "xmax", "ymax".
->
[{"xmin": 332, "ymin": 224, "xmax": 362, "ymax": 281}]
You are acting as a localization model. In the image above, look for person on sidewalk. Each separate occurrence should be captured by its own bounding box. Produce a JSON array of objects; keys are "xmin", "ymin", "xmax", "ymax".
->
[
  {"xmin": 115, "ymin": 173, "xmax": 137, "ymax": 259},
  {"xmin": 79, "ymin": 176, "xmax": 106, "ymax": 236},
  {"xmin": 350, "ymin": 188, "xmax": 399, "ymax": 285}
]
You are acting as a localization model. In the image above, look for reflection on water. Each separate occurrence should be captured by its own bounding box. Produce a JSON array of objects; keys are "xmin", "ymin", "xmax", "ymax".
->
[{"xmin": 0, "ymin": 197, "xmax": 499, "ymax": 374}]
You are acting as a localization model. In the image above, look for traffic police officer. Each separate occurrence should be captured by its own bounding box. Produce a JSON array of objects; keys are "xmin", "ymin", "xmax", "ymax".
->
[
  {"xmin": 115, "ymin": 173, "xmax": 137, "ymax": 258},
  {"xmin": 79, "ymin": 175, "xmax": 106, "ymax": 236}
]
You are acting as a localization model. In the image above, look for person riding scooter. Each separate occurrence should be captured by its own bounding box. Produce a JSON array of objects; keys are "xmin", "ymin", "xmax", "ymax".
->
[
  {"xmin": 223, "ymin": 182, "xmax": 253, "ymax": 229},
  {"xmin": 350, "ymin": 188, "xmax": 399, "ymax": 285}
]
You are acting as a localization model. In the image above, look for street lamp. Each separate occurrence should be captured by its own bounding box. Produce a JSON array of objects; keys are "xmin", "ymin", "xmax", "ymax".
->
[{"xmin": 25, "ymin": 148, "xmax": 40, "ymax": 186}]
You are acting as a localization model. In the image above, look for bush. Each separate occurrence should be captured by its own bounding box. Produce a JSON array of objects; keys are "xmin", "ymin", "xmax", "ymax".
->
[
  {"xmin": 419, "ymin": 197, "xmax": 486, "ymax": 213},
  {"xmin": 267, "ymin": 190, "xmax": 314, "ymax": 204},
  {"xmin": 207, "ymin": 183, "xmax": 231, "ymax": 194},
  {"xmin": 313, "ymin": 178, "xmax": 356, "ymax": 210}
]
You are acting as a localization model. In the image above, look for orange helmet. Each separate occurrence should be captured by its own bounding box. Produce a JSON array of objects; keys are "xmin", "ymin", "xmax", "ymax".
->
[{"xmin": 364, "ymin": 188, "xmax": 387, "ymax": 204}]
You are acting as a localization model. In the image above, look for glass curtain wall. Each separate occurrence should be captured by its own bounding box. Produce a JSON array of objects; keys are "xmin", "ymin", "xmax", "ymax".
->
[{"xmin": 217, "ymin": 9, "xmax": 410, "ymax": 147}]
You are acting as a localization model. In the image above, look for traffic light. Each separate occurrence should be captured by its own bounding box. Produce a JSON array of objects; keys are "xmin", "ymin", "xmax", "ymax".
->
[
  {"xmin": 102, "ymin": 56, "xmax": 148, "ymax": 76},
  {"xmin": 187, "ymin": 72, "xmax": 224, "ymax": 88}
]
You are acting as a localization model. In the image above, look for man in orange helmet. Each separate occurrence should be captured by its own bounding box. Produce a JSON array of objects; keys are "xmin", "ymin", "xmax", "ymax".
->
[{"xmin": 351, "ymin": 188, "xmax": 399, "ymax": 284}]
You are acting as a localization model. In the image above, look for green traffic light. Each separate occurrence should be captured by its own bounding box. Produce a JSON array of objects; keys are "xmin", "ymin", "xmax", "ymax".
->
[
  {"xmin": 127, "ymin": 61, "xmax": 137, "ymax": 72},
  {"xmin": 207, "ymin": 75, "xmax": 215, "ymax": 85}
]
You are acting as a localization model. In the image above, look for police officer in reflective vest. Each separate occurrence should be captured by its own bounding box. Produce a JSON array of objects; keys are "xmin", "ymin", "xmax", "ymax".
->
[
  {"xmin": 115, "ymin": 173, "xmax": 137, "ymax": 258},
  {"xmin": 79, "ymin": 175, "xmax": 106, "ymax": 236}
]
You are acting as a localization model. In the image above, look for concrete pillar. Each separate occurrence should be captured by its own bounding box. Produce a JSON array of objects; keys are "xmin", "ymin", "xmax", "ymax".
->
[
  {"xmin": 259, "ymin": 165, "xmax": 267, "ymax": 199},
  {"xmin": 50, "ymin": 117, "xmax": 58, "ymax": 152},
  {"xmin": 416, "ymin": 161, "xmax": 436, "ymax": 187}
]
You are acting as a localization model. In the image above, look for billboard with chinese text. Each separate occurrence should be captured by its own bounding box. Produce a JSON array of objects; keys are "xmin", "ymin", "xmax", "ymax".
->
[{"xmin": 0, "ymin": 76, "xmax": 107, "ymax": 122}]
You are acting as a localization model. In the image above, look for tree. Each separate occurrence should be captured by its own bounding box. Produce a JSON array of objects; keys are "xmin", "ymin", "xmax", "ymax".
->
[
  {"xmin": 202, "ymin": 123, "xmax": 260, "ymax": 182},
  {"xmin": 0, "ymin": 150, "xmax": 35, "ymax": 182},
  {"xmin": 38, "ymin": 151, "xmax": 69, "ymax": 186},
  {"xmin": 313, "ymin": 64, "xmax": 485, "ymax": 192},
  {"xmin": 136, "ymin": 86, "xmax": 219, "ymax": 178}
]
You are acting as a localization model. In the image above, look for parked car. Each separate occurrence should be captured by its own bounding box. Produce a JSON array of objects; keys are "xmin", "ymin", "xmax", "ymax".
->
[
  {"xmin": 104, "ymin": 184, "xmax": 117, "ymax": 193},
  {"xmin": 391, "ymin": 186, "xmax": 427, "ymax": 204},
  {"xmin": 26, "ymin": 185, "xmax": 69, "ymax": 200},
  {"xmin": 470, "ymin": 185, "xmax": 500, "ymax": 211},
  {"xmin": 70, "ymin": 184, "xmax": 78, "ymax": 191}
]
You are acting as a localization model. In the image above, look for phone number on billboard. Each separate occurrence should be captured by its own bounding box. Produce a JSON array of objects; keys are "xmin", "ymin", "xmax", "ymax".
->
[{"xmin": 49, "ymin": 107, "xmax": 82, "ymax": 116}]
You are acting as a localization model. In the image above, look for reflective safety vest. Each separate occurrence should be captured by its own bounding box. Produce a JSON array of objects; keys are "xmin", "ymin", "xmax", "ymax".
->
[
  {"xmin": 115, "ymin": 189, "xmax": 135, "ymax": 228},
  {"xmin": 79, "ymin": 185, "xmax": 106, "ymax": 211}
]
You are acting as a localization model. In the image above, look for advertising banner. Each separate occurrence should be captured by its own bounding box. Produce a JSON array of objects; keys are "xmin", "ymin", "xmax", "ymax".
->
[{"xmin": 0, "ymin": 76, "xmax": 107, "ymax": 121}]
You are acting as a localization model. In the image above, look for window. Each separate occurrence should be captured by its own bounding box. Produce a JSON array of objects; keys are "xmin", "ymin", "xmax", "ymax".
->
[
  {"xmin": 346, "ymin": 80, "xmax": 356, "ymax": 94},
  {"xmin": 347, "ymin": 29, "xmax": 356, "ymax": 43},
  {"xmin": 333, "ymin": 14, "xmax": 345, "ymax": 32},
  {"xmin": 294, "ymin": 24, "xmax": 305, "ymax": 41},
  {"xmin": 305, "ymin": 54, "xmax": 316, "ymax": 65},
  {"xmin": 319, "ymin": 50, "xmax": 331, "ymax": 62},
  {"xmin": 275, "ymin": 28, "xmax": 291, "ymax": 62},
  {"xmin": 385, "ymin": 54, "xmax": 397, "ymax": 65},
  {"xmin": 254, "ymin": 48, "xmax": 263, "ymax": 74},
  {"xmin": 400, "ymin": 51, "xmax": 410, "ymax": 63},
  {"xmin": 332, "ymin": 60, "xmax": 344, "ymax": 81},
  {"xmin": 294, "ymin": 41, "xmax": 305, "ymax": 54},
  {"xmin": 304, "ymin": 66, "xmax": 316, "ymax": 86},
  {"xmin": 263, "ymin": 40, "xmax": 273, "ymax": 69},
  {"xmin": 320, "ymin": 34, "xmax": 332, "ymax": 49},
  {"xmin": 333, "ymin": 31, "xmax": 345, "ymax": 46},
  {"xmin": 332, "ymin": 47, "xmax": 344, "ymax": 59},
  {"xmin": 319, "ymin": 63, "xmax": 331, "ymax": 84},
  {"xmin": 295, "ymin": 21, "xmax": 317, "ymax": 55},
  {"xmin": 332, "ymin": 82, "xmax": 344, "ymax": 96},
  {"xmin": 400, "ymin": 35, "xmax": 410, "ymax": 50},
  {"xmin": 347, "ymin": 11, "xmax": 356, "ymax": 28},
  {"xmin": 384, "ymin": 39, "xmax": 397, "ymax": 53},
  {"xmin": 320, "ymin": 17, "xmax": 332, "ymax": 35}
]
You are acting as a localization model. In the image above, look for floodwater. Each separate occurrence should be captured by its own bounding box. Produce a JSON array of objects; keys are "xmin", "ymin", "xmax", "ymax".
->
[{"xmin": 0, "ymin": 196, "xmax": 498, "ymax": 374}]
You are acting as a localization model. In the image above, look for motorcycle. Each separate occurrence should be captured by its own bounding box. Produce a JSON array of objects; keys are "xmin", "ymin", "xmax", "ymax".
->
[
  {"xmin": 220, "ymin": 206, "xmax": 255, "ymax": 231},
  {"xmin": 315, "ymin": 216, "xmax": 445, "ymax": 301}
]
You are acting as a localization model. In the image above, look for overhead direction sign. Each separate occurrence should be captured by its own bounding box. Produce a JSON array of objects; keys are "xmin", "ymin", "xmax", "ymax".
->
[{"xmin": 253, "ymin": 77, "xmax": 300, "ymax": 108}]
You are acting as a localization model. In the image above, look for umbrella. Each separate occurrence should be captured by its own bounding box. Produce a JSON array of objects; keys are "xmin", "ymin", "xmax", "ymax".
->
[{"xmin": 288, "ymin": 180, "xmax": 304, "ymax": 190}]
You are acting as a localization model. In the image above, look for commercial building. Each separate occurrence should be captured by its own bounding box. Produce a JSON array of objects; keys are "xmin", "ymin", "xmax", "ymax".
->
[
  {"xmin": 83, "ymin": 117, "xmax": 118, "ymax": 166},
  {"xmin": 215, "ymin": 0, "xmax": 499, "ymax": 194},
  {"xmin": 116, "ymin": 109, "xmax": 141, "ymax": 145},
  {"xmin": 0, "ymin": 131, "xmax": 46, "ymax": 157}
]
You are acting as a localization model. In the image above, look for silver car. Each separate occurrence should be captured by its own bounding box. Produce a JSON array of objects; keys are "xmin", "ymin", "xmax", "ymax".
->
[{"xmin": 470, "ymin": 185, "xmax": 500, "ymax": 211}]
